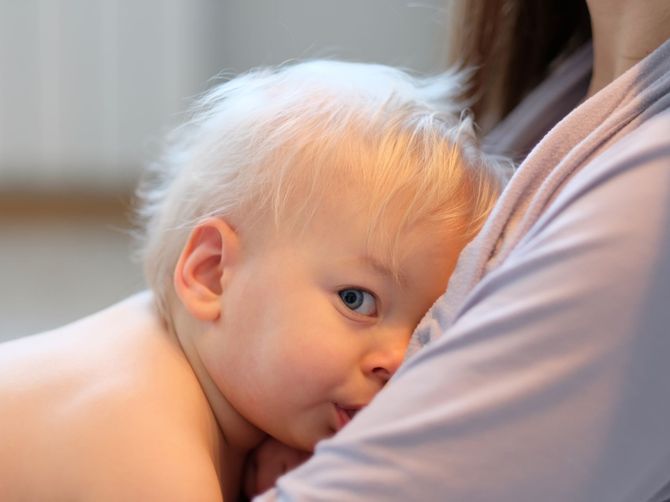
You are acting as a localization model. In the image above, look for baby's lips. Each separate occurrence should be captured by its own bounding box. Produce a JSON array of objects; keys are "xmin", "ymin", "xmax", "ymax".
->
[
  {"xmin": 334, "ymin": 402, "xmax": 366, "ymax": 430},
  {"xmin": 342, "ymin": 406, "xmax": 362, "ymax": 420}
]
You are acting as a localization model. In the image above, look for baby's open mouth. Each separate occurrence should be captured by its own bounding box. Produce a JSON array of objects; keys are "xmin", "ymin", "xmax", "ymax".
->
[{"xmin": 334, "ymin": 403, "xmax": 362, "ymax": 430}]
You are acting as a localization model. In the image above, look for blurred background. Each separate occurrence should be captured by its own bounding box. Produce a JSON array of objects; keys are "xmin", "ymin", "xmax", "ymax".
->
[{"xmin": 0, "ymin": 0, "xmax": 450, "ymax": 341}]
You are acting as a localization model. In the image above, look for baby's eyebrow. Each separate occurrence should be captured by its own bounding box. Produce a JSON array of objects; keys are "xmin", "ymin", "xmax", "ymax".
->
[{"xmin": 359, "ymin": 254, "xmax": 408, "ymax": 288}]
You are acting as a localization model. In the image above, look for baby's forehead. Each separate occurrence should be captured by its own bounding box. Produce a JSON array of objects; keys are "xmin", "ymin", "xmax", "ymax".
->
[
  {"xmin": 289, "ymin": 205, "xmax": 453, "ymax": 293},
  {"xmin": 273, "ymin": 184, "xmax": 447, "ymax": 262}
]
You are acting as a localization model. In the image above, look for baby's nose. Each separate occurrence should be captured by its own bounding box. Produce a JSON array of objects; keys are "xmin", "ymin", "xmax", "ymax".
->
[{"xmin": 363, "ymin": 340, "xmax": 406, "ymax": 386}]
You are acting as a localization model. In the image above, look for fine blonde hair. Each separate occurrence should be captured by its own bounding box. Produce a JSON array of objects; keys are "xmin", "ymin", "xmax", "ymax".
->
[{"xmin": 135, "ymin": 60, "xmax": 511, "ymax": 317}]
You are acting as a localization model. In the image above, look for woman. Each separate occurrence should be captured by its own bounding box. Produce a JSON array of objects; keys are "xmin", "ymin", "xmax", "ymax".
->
[{"xmin": 254, "ymin": 1, "xmax": 670, "ymax": 500}]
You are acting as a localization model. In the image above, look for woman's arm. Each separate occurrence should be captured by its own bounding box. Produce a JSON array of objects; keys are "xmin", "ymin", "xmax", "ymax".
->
[{"xmin": 255, "ymin": 112, "xmax": 670, "ymax": 502}]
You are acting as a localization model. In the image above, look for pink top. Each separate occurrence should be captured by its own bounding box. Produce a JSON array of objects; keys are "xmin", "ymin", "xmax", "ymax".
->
[{"xmin": 258, "ymin": 37, "xmax": 670, "ymax": 502}]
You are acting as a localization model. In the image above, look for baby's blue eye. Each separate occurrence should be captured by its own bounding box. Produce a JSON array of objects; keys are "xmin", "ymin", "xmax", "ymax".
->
[{"xmin": 338, "ymin": 288, "xmax": 377, "ymax": 316}]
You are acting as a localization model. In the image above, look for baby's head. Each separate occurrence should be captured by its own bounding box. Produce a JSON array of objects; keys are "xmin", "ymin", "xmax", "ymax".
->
[
  {"xmin": 135, "ymin": 60, "xmax": 508, "ymax": 450},
  {"xmin": 138, "ymin": 60, "xmax": 506, "ymax": 318}
]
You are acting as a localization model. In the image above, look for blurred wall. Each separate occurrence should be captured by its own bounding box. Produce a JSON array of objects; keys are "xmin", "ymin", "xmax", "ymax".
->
[
  {"xmin": 0, "ymin": 195, "xmax": 144, "ymax": 342},
  {"xmin": 0, "ymin": 0, "xmax": 450, "ymax": 340},
  {"xmin": 0, "ymin": 0, "xmax": 450, "ymax": 190}
]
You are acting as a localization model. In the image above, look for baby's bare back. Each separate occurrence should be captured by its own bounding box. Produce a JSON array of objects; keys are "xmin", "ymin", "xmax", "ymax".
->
[{"xmin": 0, "ymin": 293, "xmax": 227, "ymax": 501}]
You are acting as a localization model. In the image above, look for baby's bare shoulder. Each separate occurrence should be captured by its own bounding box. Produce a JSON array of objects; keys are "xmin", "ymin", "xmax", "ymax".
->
[
  {"xmin": 0, "ymin": 293, "xmax": 222, "ymax": 500},
  {"xmin": 34, "ymin": 379, "xmax": 223, "ymax": 501},
  {"xmin": 75, "ymin": 417, "xmax": 224, "ymax": 502}
]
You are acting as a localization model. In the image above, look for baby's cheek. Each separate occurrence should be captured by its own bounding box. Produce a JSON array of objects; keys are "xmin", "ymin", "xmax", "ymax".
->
[
  {"xmin": 285, "ymin": 348, "xmax": 331, "ymax": 380},
  {"xmin": 283, "ymin": 341, "xmax": 344, "ymax": 386}
]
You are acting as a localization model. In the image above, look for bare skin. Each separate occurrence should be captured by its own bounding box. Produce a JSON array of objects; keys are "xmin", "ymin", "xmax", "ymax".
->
[
  {"xmin": 0, "ymin": 192, "xmax": 460, "ymax": 501},
  {"xmin": 0, "ymin": 293, "xmax": 239, "ymax": 501},
  {"xmin": 586, "ymin": 0, "xmax": 670, "ymax": 97}
]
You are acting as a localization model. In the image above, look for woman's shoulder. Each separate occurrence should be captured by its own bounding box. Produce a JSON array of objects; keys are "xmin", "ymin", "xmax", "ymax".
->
[{"xmin": 565, "ymin": 107, "xmax": 670, "ymax": 192}]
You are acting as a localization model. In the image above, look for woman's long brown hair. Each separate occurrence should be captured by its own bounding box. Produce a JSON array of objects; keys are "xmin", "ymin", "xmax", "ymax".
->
[{"xmin": 447, "ymin": 0, "xmax": 592, "ymax": 130}]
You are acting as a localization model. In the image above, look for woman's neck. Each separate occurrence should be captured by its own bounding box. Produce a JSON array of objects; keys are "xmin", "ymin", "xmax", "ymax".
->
[{"xmin": 586, "ymin": 0, "xmax": 670, "ymax": 97}]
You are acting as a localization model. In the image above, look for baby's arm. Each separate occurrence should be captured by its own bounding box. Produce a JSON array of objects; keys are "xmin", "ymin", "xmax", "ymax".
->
[{"xmin": 243, "ymin": 438, "xmax": 311, "ymax": 498}]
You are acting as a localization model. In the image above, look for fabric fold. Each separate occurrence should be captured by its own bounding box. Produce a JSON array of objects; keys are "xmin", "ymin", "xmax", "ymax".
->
[{"xmin": 409, "ymin": 36, "xmax": 670, "ymax": 355}]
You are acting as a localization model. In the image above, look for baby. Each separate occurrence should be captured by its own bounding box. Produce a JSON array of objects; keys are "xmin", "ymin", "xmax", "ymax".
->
[{"xmin": 0, "ymin": 61, "xmax": 507, "ymax": 501}]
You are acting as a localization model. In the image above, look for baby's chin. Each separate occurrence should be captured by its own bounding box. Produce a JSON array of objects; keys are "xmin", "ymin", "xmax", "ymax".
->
[
  {"xmin": 281, "ymin": 430, "xmax": 328, "ymax": 453},
  {"xmin": 266, "ymin": 411, "xmax": 348, "ymax": 452},
  {"xmin": 289, "ymin": 435, "xmax": 319, "ymax": 454}
]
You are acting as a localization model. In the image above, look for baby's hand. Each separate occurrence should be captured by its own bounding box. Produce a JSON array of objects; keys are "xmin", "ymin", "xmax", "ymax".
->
[{"xmin": 243, "ymin": 437, "xmax": 311, "ymax": 498}]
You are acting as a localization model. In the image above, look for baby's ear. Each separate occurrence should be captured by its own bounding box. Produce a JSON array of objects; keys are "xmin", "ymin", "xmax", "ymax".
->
[{"xmin": 173, "ymin": 217, "xmax": 239, "ymax": 321}]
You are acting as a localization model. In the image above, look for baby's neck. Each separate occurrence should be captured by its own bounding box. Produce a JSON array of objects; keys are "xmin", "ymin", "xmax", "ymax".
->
[{"xmin": 168, "ymin": 304, "xmax": 267, "ymax": 453}]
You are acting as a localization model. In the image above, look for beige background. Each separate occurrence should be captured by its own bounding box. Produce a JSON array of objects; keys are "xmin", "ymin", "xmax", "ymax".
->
[{"xmin": 0, "ymin": 195, "xmax": 143, "ymax": 342}]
